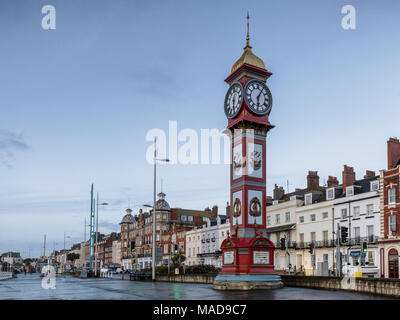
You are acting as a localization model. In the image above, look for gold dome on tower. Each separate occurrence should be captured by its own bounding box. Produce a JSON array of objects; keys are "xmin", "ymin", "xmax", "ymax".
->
[{"xmin": 230, "ymin": 12, "xmax": 266, "ymax": 74}]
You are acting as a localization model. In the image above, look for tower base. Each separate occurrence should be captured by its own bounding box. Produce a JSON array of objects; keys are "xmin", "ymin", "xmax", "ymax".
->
[{"xmin": 213, "ymin": 273, "xmax": 283, "ymax": 291}]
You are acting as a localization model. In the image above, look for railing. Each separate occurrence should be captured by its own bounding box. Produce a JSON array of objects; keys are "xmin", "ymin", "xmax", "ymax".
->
[{"xmin": 274, "ymin": 236, "xmax": 379, "ymax": 250}]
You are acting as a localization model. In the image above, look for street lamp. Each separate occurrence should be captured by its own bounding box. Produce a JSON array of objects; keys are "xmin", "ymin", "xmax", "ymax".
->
[
  {"xmin": 148, "ymin": 137, "xmax": 169, "ymax": 281},
  {"xmin": 94, "ymin": 192, "xmax": 108, "ymax": 276},
  {"xmin": 63, "ymin": 233, "xmax": 70, "ymax": 273}
]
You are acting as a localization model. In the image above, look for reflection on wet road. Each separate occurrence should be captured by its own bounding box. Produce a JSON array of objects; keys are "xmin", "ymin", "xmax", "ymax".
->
[{"xmin": 0, "ymin": 274, "xmax": 392, "ymax": 300}]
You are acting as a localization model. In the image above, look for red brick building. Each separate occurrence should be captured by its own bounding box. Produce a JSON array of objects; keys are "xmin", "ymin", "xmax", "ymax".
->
[{"xmin": 379, "ymin": 137, "xmax": 400, "ymax": 278}]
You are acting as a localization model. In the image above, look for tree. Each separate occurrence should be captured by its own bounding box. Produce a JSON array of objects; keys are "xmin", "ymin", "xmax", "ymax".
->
[{"xmin": 171, "ymin": 251, "xmax": 186, "ymax": 269}]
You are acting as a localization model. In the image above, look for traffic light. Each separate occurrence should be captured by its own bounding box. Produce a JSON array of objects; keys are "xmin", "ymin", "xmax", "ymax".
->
[
  {"xmin": 309, "ymin": 243, "xmax": 314, "ymax": 255},
  {"xmin": 280, "ymin": 238, "xmax": 286, "ymax": 250},
  {"xmin": 362, "ymin": 241, "xmax": 367, "ymax": 253},
  {"xmin": 130, "ymin": 240, "xmax": 135, "ymax": 252},
  {"xmin": 173, "ymin": 244, "xmax": 178, "ymax": 254},
  {"xmin": 340, "ymin": 226, "xmax": 349, "ymax": 244}
]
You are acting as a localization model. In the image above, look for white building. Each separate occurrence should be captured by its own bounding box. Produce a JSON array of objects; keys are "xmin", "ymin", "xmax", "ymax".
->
[
  {"xmin": 185, "ymin": 215, "xmax": 229, "ymax": 267},
  {"xmin": 334, "ymin": 174, "xmax": 380, "ymax": 277},
  {"xmin": 266, "ymin": 195, "xmax": 302, "ymax": 271}
]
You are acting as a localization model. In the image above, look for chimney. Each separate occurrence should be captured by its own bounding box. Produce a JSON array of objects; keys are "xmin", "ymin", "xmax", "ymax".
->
[
  {"xmin": 307, "ymin": 171, "xmax": 320, "ymax": 191},
  {"xmin": 327, "ymin": 176, "xmax": 339, "ymax": 187},
  {"xmin": 212, "ymin": 205, "xmax": 218, "ymax": 218},
  {"xmin": 388, "ymin": 137, "xmax": 400, "ymax": 169},
  {"xmin": 225, "ymin": 202, "xmax": 230, "ymax": 219},
  {"xmin": 342, "ymin": 165, "xmax": 356, "ymax": 192},
  {"xmin": 273, "ymin": 184, "xmax": 285, "ymax": 200},
  {"xmin": 364, "ymin": 170, "xmax": 376, "ymax": 179}
]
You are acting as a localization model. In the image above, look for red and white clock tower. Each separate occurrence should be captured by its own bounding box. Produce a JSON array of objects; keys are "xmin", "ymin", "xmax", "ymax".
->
[{"xmin": 214, "ymin": 13, "xmax": 283, "ymax": 290}]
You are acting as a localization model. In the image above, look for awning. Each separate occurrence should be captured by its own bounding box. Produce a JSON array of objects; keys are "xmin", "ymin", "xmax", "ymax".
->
[{"xmin": 266, "ymin": 223, "xmax": 296, "ymax": 233}]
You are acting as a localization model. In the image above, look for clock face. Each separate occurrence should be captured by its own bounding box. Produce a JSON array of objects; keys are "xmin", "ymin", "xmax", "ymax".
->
[
  {"xmin": 224, "ymin": 82, "xmax": 243, "ymax": 119},
  {"xmin": 244, "ymin": 79, "xmax": 272, "ymax": 115}
]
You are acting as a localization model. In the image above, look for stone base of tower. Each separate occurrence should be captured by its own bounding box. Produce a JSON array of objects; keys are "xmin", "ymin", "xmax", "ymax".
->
[{"xmin": 213, "ymin": 273, "xmax": 283, "ymax": 291}]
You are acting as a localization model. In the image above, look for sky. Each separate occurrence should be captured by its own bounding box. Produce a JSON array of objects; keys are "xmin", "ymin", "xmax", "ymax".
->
[{"xmin": 1, "ymin": 0, "xmax": 400, "ymax": 257}]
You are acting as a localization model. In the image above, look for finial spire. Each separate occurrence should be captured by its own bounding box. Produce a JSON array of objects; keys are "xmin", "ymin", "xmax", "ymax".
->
[{"xmin": 246, "ymin": 11, "xmax": 251, "ymax": 48}]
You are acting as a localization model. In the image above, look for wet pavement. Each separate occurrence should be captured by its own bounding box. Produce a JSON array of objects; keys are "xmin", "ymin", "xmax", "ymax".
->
[{"xmin": 0, "ymin": 273, "xmax": 393, "ymax": 300}]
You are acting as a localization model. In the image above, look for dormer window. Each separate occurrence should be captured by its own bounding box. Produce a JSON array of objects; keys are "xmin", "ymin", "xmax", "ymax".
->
[
  {"xmin": 305, "ymin": 193, "xmax": 312, "ymax": 205},
  {"xmin": 346, "ymin": 186, "xmax": 354, "ymax": 197},
  {"xmin": 326, "ymin": 188, "xmax": 335, "ymax": 200},
  {"xmin": 370, "ymin": 180, "xmax": 379, "ymax": 191}
]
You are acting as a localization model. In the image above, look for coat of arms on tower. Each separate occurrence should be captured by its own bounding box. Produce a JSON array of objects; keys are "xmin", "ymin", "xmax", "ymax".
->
[
  {"xmin": 249, "ymin": 150, "xmax": 262, "ymax": 170},
  {"xmin": 233, "ymin": 152, "xmax": 243, "ymax": 172}
]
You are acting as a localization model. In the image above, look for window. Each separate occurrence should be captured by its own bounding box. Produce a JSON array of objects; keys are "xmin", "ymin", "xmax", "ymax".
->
[
  {"xmin": 162, "ymin": 214, "xmax": 167, "ymax": 220},
  {"xmin": 326, "ymin": 188, "xmax": 335, "ymax": 200},
  {"xmin": 156, "ymin": 234, "xmax": 160, "ymax": 241},
  {"xmin": 341, "ymin": 208, "xmax": 348, "ymax": 219},
  {"xmin": 156, "ymin": 225, "xmax": 160, "ymax": 231},
  {"xmin": 299, "ymin": 233, "xmax": 304, "ymax": 244},
  {"xmin": 366, "ymin": 204, "xmax": 374, "ymax": 216},
  {"xmin": 346, "ymin": 186, "xmax": 354, "ymax": 197},
  {"xmin": 156, "ymin": 214, "xmax": 160, "ymax": 219},
  {"xmin": 354, "ymin": 227, "xmax": 360, "ymax": 240},
  {"xmin": 188, "ymin": 216, "xmax": 193, "ymax": 222},
  {"xmin": 370, "ymin": 181, "xmax": 379, "ymax": 191},
  {"xmin": 272, "ymin": 200, "xmax": 279, "ymax": 205},
  {"xmin": 323, "ymin": 231, "xmax": 328, "ymax": 243},
  {"xmin": 267, "ymin": 216, "xmax": 271, "ymax": 225},
  {"xmin": 285, "ymin": 212, "xmax": 290, "ymax": 222},
  {"xmin": 299, "ymin": 216, "xmax": 304, "ymax": 223},
  {"xmin": 189, "ymin": 248, "xmax": 191, "ymax": 257},
  {"xmin": 181, "ymin": 215, "xmax": 187, "ymax": 221},
  {"xmin": 290, "ymin": 195, "xmax": 297, "ymax": 201},
  {"xmin": 353, "ymin": 206, "xmax": 360, "ymax": 217},
  {"xmin": 322, "ymin": 212, "xmax": 329, "ymax": 219},
  {"xmin": 389, "ymin": 215, "xmax": 397, "ymax": 232},
  {"xmin": 367, "ymin": 225, "xmax": 374, "ymax": 238},
  {"xmin": 305, "ymin": 193, "xmax": 312, "ymax": 205},
  {"xmin": 310, "ymin": 232, "xmax": 316, "ymax": 243},
  {"xmin": 221, "ymin": 231, "xmax": 224, "ymax": 237},
  {"xmin": 310, "ymin": 214, "xmax": 316, "ymax": 222},
  {"xmin": 389, "ymin": 188, "xmax": 396, "ymax": 204},
  {"xmin": 275, "ymin": 214, "xmax": 281, "ymax": 224}
]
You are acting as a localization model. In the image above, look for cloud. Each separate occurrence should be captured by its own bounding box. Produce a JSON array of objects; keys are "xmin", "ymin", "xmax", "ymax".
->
[{"xmin": 0, "ymin": 129, "xmax": 30, "ymax": 167}]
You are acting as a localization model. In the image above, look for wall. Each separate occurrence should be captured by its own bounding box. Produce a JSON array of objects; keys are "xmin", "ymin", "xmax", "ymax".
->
[
  {"xmin": 281, "ymin": 275, "xmax": 400, "ymax": 297},
  {"xmin": 156, "ymin": 274, "xmax": 216, "ymax": 284}
]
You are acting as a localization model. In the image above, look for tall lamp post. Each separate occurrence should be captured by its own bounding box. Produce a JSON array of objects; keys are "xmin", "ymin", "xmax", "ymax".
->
[
  {"xmin": 148, "ymin": 137, "xmax": 169, "ymax": 281},
  {"xmin": 63, "ymin": 232, "xmax": 70, "ymax": 273},
  {"xmin": 94, "ymin": 192, "xmax": 108, "ymax": 276}
]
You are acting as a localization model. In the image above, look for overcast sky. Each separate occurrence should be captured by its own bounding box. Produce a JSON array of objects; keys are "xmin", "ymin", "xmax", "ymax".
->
[{"xmin": 1, "ymin": 0, "xmax": 399, "ymax": 257}]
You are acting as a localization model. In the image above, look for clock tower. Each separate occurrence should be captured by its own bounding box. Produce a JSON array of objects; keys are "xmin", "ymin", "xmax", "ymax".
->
[{"xmin": 213, "ymin": 13, "xmax": 283, "ymax": 290}]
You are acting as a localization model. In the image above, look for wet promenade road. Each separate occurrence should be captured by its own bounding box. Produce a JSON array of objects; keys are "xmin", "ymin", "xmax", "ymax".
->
[{"xmin": 0, "ymin": 274, "xmax": 393, "ymax": 300}]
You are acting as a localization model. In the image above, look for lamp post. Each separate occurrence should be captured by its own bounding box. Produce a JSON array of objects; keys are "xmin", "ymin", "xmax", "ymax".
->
[
  {"xmin": 147, "ymin": 137, "xmax": 169, "ymax": 281},
  {"xmin": 94, "ymin": 192, "xmax": 108, "ymax": 276},
  {"xmin": 63, "ymin": 233, "xmax": 70, "ymax": 273}
]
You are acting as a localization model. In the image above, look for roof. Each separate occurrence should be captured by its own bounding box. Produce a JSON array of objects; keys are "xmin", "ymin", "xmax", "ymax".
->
[{"xmin": 120, "ymin": 208, "xmax": 134, "ymax": 224}]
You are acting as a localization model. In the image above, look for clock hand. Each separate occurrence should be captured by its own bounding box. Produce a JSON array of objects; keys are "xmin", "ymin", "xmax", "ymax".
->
[{"xmin": 256, "ymin": 91, "xmax": 262, "ymax": 106}]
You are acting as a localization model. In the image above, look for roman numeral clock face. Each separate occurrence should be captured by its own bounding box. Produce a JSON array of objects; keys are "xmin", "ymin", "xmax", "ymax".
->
[
  {"xmin": 224, "ymin": 83, "xmax": 243, "ymax": 119},
  {"xmin": 244, "ymin": 79, "xmax": 273, "ymax": 116}
]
